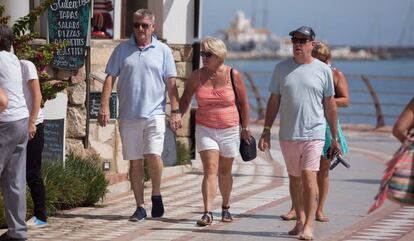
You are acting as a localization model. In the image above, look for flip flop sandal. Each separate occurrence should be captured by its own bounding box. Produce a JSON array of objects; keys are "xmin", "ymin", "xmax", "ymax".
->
[
  {"xmin": 221, "ymin": 206, "xmax": 233, "ymax": 222},
  {"xmin": 196, "ymin": 212, "xmax": 213, "ymax": 226}
]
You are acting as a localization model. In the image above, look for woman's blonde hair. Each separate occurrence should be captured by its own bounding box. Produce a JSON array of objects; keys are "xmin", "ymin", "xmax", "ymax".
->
[
  {"xmin": 201, "ymin": 37, "xmax": 227, "ymax": 63},
  {"xmin": 312, "ymin": 42, "xmax": 331, "ymax": 64}
]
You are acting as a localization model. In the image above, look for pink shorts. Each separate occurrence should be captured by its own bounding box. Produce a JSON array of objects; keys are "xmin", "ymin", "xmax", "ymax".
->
[{"xmin": 280, "ymin": 140, "xmax": 325, "ymax": 177}]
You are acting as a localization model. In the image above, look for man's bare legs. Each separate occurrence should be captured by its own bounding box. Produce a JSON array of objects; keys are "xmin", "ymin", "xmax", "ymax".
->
[
  {"xmin": 145, "ymin": 154, "xmax": 163, "ymax": 196},
  {"xmin": 283, "ymin": 156, "xmax": 331, "ymax": 223},
  {"xmin": 129, "ymin": 159, "xmax": 145, "ymax": 207},
  {"xmin": 316, "ymin": 156, "xmax": 330, "ymax": 222},
  {"xmin": 129, "ymin": 154, "xmax": 163, "ymax": 207},
  {"xmin": 300, "ymin": 170, "xmax": 318, "ymax": 240},
  {"xmin": 288, "ymin": 175, "xmax": 305, "ymax": 235}
]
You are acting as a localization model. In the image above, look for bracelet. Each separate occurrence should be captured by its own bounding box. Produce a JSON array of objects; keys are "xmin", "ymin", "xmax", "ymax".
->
[
  {"xmin": 263, "ymin": 126, "xmax": 271, "ymax": 132},
  {"xmin": 331, "ymin": 137, "xmax": 339, "ymax": 142},
  {"xmin": 241, "ymin": 127, "xmax": 249, "ymax": 131},
  {"xmin": 171, "ymin": 109, "xmax": 181, "ymax": 114}
]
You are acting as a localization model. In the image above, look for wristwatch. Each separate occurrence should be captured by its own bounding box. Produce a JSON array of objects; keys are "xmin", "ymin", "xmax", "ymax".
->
[
  {"xmin": 171, "ymin": 109, "xmax": 181, "ymax": 114},
  {"xmin": 261, "ymin": 126, "xmax": 271, "ymax": 137}
]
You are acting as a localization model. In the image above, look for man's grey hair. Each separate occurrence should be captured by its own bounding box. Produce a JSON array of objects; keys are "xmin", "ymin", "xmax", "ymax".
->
[{"xmin": 133, "ymin": 9, "xmax": 155, "ymax": 23}]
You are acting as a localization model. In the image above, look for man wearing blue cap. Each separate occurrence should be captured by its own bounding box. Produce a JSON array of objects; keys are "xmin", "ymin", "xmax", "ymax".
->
[{"xmin": 259, "ymin": 26, "xmax": 341, "ymax": 240}]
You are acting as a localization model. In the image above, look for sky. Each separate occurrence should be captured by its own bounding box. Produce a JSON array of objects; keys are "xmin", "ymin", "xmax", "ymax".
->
[{"xmin": 202, "ymin": 0, "xmax": 414, "ymax": 47}]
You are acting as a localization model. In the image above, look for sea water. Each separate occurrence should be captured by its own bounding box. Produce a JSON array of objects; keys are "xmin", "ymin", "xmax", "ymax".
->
[{"xmin": 226, "ymin": 58, "xmax": 414, "ymax": 126}]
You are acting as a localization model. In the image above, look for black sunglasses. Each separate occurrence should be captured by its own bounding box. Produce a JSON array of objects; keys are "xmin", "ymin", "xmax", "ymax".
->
[
  {"xmin": 133, "ymin": 22, "xmax": 151, "ymax": 29},
  {"xmin": 291, "ymin": 37, "xmax": 311, "ymax": 44},
  {"xmin": 200, "ymin": 51, "xmax": 213, "ymax": 58}
]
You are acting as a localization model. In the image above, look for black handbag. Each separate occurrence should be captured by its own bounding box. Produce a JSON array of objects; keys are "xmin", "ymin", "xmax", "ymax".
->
[{"xmin": 230, "ymin": 68, "xmax": 257, "ymax": 162}]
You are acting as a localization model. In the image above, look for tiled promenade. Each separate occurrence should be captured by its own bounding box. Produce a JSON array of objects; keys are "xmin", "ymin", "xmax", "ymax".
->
[{"xmin": 2, "ymin": 124, "xmax": 414, "ymax": 240}]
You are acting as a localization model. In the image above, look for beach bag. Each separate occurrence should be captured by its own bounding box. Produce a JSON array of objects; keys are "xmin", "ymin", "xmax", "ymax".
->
[
  {"xmin": 229, "ymin": 68, "xmax": 257, "ymax": 162},
  {"xmin": 368, "ymin": 130, "xmax": 414, "ymax": 213}
]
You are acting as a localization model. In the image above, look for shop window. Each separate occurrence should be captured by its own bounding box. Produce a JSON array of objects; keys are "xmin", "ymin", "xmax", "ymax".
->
[{"xmin": 92, "ymin": 0, "xmax": 114, "ymax": 39}]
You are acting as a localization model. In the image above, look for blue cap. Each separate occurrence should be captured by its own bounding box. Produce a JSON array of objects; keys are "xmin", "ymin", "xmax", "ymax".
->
[{"xmin": 289, "ymin": 26, "xmax": 315, "ymax": 40}]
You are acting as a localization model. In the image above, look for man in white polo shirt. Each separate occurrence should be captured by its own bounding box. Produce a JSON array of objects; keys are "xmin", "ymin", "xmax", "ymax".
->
[
  {"xmin": 0, "ymin": 24, "xmax": 29, "ymax": 241},
  {"xmin": 98, "ymin": 9, "xmax": 182, "ymax": 222}
]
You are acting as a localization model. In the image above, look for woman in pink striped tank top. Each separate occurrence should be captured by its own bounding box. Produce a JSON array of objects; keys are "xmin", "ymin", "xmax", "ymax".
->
[{"xmin": 180, "ymin": 37, "xmax": 252, "ymax": 226}]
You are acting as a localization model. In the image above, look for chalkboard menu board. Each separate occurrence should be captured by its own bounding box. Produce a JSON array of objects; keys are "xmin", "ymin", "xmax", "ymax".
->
[
  {"xmin": 48, "ymin": 0, "xmax": 91, "ymax": 70},
  {"xmin": 42, "ymin": 119, "xmax": 65, "ymax": 162},
  {"xmin": 89, "ymin": 92, "xmax": 117, "ymax": 119}
]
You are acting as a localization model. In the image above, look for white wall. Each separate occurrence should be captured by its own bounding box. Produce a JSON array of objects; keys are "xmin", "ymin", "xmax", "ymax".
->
[
  {"xmin": 113, "ymin": 0, "xmax": 121, "ymax": 39},
  {"xmin": 149, "ymin": 0, "xmax": 195, "ymax": 45},
  {"xmin": 0, "ymin": 0, "xmax": 30, "ymax": 26}
]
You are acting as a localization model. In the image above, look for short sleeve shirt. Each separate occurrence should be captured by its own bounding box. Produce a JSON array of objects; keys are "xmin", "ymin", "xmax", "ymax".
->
[
  {"xmin": 21, "ymin": 60, "xmax": 44, "ymax": 124},
  {"xmin": 0, "ymin": 51, "xmax": 29, "ymax": 122},
  {"xmin": 105, "ymin": 35, "xmax": 177, "ymax": 119},
  {"xmin": 269, "ymin": 58, "xmax": 334, "ymax": 141}
]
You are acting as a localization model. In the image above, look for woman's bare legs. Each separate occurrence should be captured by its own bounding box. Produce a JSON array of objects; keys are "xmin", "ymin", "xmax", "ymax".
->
[
  {"xmin": 218, "ymin": 156, "xmax": 234, "ymax": 207},
  {"xmin": 200, "ymin": 150, "xmax": 220, "ymax": 212},
  {"xmin": 316, "ymin": 156, "xmax": 330, "ymax": 222}
]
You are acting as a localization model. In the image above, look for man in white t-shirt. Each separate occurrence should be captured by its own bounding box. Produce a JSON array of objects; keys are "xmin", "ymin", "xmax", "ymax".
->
[
  {"xmin": 20, "ymin": 60, "xmax": 48, "ymax": 228},
  {"xmin": 0, "ymin": 24, "xmax": 29, "ymax": 241}
]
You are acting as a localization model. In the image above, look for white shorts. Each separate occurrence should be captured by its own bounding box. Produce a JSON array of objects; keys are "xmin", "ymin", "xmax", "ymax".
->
[
  {"xmin": 196, "ymin": 124, "xmax": 240, "ymax": 158},
  {"xmin": 119, "ymin": 115, "xmax": 166, "ymax": 160}
]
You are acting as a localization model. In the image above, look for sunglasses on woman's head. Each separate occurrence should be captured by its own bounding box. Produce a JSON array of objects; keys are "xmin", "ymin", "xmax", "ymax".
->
[{"xmin": 200, "ymin": 51, "xmax": 213, "ymax": 58}]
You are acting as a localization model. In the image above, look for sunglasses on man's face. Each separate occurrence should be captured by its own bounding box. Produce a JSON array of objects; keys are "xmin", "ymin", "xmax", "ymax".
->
[
  {"xmin": 133, "ymin": 22, "xmax": 151, "ymax": 30},
  {"xmin": 291, "ymin": 37, "xmax": 311, "ymax": 44},
  {"xmin": 200, "ymin": 51, "xmax": 213, "ymax": 58}
]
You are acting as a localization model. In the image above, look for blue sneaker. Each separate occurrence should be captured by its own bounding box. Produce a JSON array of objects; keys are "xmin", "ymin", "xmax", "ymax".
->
[
  {"xmin": 129, "ymin": 207, "xmax": 147, "ymax": 222},
  {"xmin": 26, "ymin": 216, "xmax": 48, "ymax": 228},
  {"xmin": 151, "ymin": 195, "xmax": 164, "ymax": 218}
]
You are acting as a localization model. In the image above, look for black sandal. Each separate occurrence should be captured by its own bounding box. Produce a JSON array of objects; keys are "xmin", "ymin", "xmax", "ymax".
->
[
  {"xmin": 197, "ymin": 212, "xmax": 213, "ymax": 226},
  {"xmin": 221, "ymin": 206, "xmax": 233, "ymax": 222}
]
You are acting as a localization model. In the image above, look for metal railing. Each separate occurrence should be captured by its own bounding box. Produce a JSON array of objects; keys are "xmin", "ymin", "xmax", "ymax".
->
[{"xmin": 242, "ymin": 72, "xmax": 414, "ymax": 128}]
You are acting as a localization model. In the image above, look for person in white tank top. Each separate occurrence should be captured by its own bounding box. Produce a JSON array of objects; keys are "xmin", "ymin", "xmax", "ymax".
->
[{"xmin": 20, "ymin": 59, "xmax": 48, "ymax": 228}]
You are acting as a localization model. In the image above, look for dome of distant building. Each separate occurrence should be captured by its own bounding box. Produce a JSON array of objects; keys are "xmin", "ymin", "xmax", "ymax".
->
[{"xmin": 218, "ymin": 10, "xmax": 291, "ymax": 57}]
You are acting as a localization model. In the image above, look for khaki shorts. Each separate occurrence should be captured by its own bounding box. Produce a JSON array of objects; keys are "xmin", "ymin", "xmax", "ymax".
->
[
  {"xmin": 280, "ymin": 140, "xmax": 324, "ymax": 177},
  {"xmin": 119, "ymin": 115, "xmax": 165, "ymax": 160}
]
